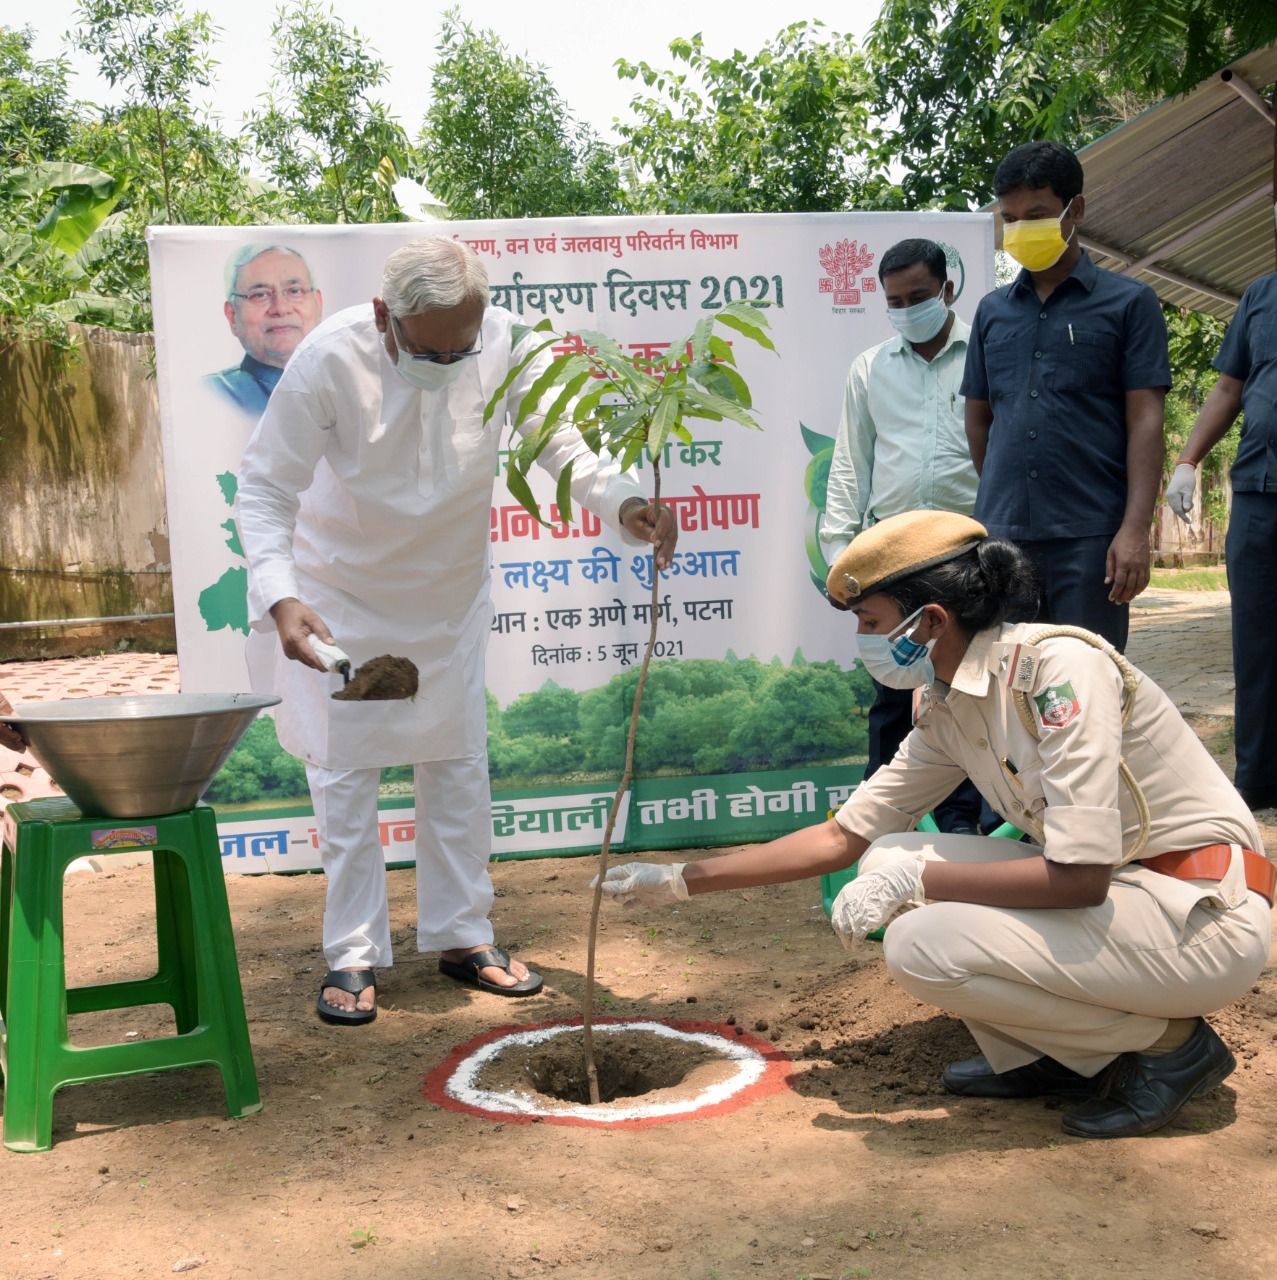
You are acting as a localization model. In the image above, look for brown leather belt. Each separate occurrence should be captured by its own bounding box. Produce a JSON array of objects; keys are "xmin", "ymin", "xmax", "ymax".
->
[{"xmin": 1140, "ymin": 844, "xmax": 1276, "ymax": 907}]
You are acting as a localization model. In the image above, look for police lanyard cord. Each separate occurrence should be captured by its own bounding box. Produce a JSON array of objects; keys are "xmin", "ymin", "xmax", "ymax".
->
[{"xmin": 1011, "ymin": 625, "xmax": 1152, "ymax": 860}]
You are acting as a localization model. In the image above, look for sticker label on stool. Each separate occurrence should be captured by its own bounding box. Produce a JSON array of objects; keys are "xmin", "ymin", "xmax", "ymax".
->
[{"xmin": 91, "ymin": 825, "xmax": 158, "ymax": 850}]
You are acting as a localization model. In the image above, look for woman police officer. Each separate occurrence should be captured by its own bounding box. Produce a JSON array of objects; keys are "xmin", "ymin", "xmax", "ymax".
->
[{"xmin": 599, "ymin": 510, "xmax": 1274, "ymax": 1138}]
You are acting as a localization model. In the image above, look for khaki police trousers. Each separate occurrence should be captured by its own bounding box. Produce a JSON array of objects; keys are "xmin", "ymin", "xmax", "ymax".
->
[{"xmin": 861, "ymin": 833, "xmax": 1273, "ymax": 1078}]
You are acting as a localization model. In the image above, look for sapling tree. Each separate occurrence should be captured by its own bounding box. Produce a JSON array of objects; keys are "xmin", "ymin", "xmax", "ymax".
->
[
  {"xmin": 485, "ymin": 301, "xmax": 775, "ymax": 1103},
  {"xmin": 71, "ymin": 0, "xmax": 219, "ymax": 224}
]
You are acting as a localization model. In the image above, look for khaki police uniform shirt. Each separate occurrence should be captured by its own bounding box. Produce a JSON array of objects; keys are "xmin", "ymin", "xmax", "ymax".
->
[{"xmin": 836, "ymin": 622, "xmax": 1267, "ymax": 925}]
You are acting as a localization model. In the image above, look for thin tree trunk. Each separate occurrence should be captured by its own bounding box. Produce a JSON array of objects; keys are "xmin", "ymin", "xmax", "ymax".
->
[
  {"xmin": 582, "ymin": 458, "xmax": 663, "ymax": 1105},
  {"xmin": 154, "ymin": 105, "xmax": 173, "ymax": 223}
]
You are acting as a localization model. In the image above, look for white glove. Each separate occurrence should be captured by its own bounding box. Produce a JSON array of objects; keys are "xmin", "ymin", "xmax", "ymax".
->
[
  {"xmin": 1165, "ymin": 462, "xmax": 1196, "ymax": 524},
  {"xmin": 830, "ymin": 855, "xmax": 927, "ymax": 949},
  {"xmin": 595, "ymin": 861, "xmax": 689, "ymax": 907}
]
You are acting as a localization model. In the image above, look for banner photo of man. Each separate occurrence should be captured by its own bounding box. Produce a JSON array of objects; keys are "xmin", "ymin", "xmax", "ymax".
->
[
  {"xmin": 147, "ymin": 212, "xmax": 994, "ymax": 873},
  {"xmin": 205, "ymin": 244, "xmax": 324, "ymax": 415}
]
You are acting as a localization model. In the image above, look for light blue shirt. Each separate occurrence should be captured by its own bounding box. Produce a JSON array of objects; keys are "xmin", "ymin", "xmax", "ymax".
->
[{"xmin": 822, "ymin": 315, "xmax": 978, "ymax": 558}]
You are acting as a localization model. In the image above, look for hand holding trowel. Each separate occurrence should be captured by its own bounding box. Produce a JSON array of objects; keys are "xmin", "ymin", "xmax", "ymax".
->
[{"xmin": 307, "ymin": 634, "xmax": 419, "ymax": 702}]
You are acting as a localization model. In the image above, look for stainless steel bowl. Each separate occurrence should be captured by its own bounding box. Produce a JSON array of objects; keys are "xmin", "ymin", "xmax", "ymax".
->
[{"xmin": 0, "ymin": 693, "xmax": 281, "ymax": 818}]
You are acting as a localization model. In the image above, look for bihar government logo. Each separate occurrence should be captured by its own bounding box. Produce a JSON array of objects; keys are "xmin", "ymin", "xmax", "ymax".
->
[
  {"xmin": 937, "ymin": 241, "xmax": 966, "ymax": 302},
  {"xmin": 1034, "ymin": 682, "xmax": 1081, "ymax": 730},
  {"xmin": 817, "ymin": 239, "xmax": 876, "ymax": 308}
]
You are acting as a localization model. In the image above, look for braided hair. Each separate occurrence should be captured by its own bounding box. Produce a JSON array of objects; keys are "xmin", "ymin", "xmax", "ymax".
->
[{"xmin": 878, "ymin": 537, "xmax": 1039, "ymax": 635}]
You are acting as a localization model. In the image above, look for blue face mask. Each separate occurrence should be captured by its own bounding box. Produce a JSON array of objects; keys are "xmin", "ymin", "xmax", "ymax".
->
[
  {"xmin": 886, "ymin": 295, "xmax": 949, "ymax": 344},
  {"xmin": 856, "ymin": 606, "xmax": 936, "ymax": 690}
]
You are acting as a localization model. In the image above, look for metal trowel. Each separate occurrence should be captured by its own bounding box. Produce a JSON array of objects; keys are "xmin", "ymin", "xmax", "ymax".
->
[{"xmin": 306, "ymin": 635, "xmax": 420, "ymax": 702}]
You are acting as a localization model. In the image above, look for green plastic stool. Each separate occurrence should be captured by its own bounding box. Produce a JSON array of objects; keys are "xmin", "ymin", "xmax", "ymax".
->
[
  {"xmin": 820, "ymin": 812, "xmax": 1025, "ymax": 937},
  {"xmin": 0, "ymin": 798, "xmax": 261, "ymax": 1152}
]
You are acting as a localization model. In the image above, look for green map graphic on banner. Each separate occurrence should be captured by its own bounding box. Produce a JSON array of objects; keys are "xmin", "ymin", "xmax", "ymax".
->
[{"xmin": 199, "ymin": 472, "xmax": 249, "ymax": 635}]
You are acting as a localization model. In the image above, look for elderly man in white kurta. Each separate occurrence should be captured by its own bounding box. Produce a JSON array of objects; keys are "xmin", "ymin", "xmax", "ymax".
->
[{"xmin": 237, "ymin": 236, "xmax": 677, "ymax": 1024}]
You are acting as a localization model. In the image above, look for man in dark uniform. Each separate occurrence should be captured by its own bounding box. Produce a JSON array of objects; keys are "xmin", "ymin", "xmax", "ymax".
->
[
  {"xmin": 1167, "ymin": 239, "xmax": 1277, "ymax": 812},
  {"xmin": 962, "ymin": 141, "xmax": 1170, "ymax": 651}
]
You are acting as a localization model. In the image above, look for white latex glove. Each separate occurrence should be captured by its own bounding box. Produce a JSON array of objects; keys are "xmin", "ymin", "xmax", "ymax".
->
[
  {"xmin": 830, "ymin": 855, "xmax": 927, "ymax": 949},
  {"xmin": 595, "ymin": 861, "xmax": 689, "ymax": 907},
  {"xmin": 1165, "ymin": 462, "xmax": 1196, "ymax": 524}
]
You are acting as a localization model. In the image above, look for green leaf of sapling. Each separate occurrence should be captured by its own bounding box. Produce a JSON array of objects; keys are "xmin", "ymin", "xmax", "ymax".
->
[{"xmin": 555, "ymin": 459, "xmax": 575, "ymax": 526}]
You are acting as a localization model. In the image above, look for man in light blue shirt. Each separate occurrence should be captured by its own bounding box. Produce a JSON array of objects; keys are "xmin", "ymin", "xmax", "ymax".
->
[{"xmin": 823, "ymin": 238, "xmax": 981, "ymax": 833}]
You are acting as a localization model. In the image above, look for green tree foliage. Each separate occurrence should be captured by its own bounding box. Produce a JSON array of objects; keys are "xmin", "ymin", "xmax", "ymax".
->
[
  {"xmin": 1, "ymin": 26, "xmax": 77, "ymax": 164},
  {"xmin": 615, "ymin": 21, "xmax": 877, "ymax": 214},
  {"xmin": 501, "ymin": 680, "xmax": 580, "ymax": 740},
  {"xmin": 487, "ymin": 657, "xmax": 872, "ymax": 783},
  {"xmin": 65, "ymin": 1, "xmax": 287, "ymax": 330},
  {"xmin": 866, "ymin": 0, "xmax": 1115, "ymax": 210},
  {"xmin": 0, "ymin": 24, "xmax": 150, "ymax": 344},
  {"xmin": 204, "ymin": 716, "xmax": 308, "ymax": 805},
  {"xmin": 71, "ymin": 0, "xmax": 219, "ymax": 224},
  {"xmin": 868, "ymin": 1, "xmax": 1277, "ymax": 211},
  {"xmin": 728, "ymin": 664, "xmax": 872, "ymax": 766},
  {"xmin": 0, "ymin": 162, "xmax": 140, "ymax": 346},
  {"xmin": 247, "ymin": 0, "xmax": 411, "ymax": 223},
  {"xmin": 971, "ymin": 0, "xmax": 1277, "ymax": 103},
  {"xmin": 421, "ymin": 8, "xmax": 623, "ymax": 219}
]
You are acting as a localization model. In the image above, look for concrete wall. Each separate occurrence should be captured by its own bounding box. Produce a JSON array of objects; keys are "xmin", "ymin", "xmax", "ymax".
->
[{"xmin": 0, "ymin": 325, "xmax": 175, "ymax": 660}]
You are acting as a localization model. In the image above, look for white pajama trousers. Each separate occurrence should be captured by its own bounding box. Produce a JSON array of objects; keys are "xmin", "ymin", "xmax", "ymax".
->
[
  {"xmin": 306, "ymin": 753, "xmax": 495, "ymax": 971},
  {"xmin": 862, "ymin": 833, "xmax": 1272, "ymax": 1078}
]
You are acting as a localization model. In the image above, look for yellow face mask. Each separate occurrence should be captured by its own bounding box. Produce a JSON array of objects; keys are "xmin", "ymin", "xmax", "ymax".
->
[{"xmin": 1002, "ymin": 206, "xmax": 1075, "ymax": 272}]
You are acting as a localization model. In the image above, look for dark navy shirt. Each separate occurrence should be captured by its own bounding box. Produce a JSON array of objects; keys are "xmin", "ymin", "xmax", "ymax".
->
[
  {"xmin": 202, "ymin": 353, "xmax": 283, "ymax": 417},
  {"xmin": 961, "ymin": 251, "xmax": 1170, "ymax": 539},
  {"xmin": 1213, "ymin": 271, "xmax": 1277, "ymax": 493}
]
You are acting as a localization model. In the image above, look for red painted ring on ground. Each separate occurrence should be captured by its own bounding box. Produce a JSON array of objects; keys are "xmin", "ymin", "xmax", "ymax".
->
[{"xmin": 423, "ymin": 1017, "xmax": 793, "ymax": 1129}]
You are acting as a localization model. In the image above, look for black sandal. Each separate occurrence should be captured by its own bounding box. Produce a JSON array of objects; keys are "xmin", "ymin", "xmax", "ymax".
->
[
  {"xmin": 315, "ymin": 969, "xmax": 377, "ymax": 1025},
  {"xmin": 438, "ymin": 946, "xmax": 543, "ymax": 997}
]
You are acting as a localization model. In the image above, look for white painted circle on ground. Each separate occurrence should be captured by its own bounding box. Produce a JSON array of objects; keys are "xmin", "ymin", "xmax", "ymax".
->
[{"xmin": 443, "ymin": 1019, "xmax": 769, "ymax": 1123}]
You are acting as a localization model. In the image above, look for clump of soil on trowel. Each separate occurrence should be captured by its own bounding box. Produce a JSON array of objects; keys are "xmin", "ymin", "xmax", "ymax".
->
[{"xmin": 332, "ymin": 655, "xmax": 419, "ymax": 701}]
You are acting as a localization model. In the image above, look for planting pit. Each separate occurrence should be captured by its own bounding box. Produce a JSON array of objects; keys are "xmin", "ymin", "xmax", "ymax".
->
[{"xmin": 424, "ymin": 1019, "xmax": 791, "ymax": 1127}]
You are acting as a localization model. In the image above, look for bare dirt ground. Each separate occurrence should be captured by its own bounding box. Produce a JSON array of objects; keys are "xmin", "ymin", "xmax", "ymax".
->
[{"xmin": 2, "ymin": 719, "xmax": 1275, "ymax": 1280}]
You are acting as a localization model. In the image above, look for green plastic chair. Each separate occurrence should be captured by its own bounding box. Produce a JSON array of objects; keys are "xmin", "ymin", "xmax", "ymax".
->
[
  {"xmin": 0, "ymin": 798, "xmax": 261, "ymax": 1152},
  {"xmin": 820, "ymin": 811, "xmax": 1025, "ymax": 938}
]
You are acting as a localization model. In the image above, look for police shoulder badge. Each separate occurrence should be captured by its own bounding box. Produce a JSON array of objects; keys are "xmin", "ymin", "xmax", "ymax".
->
[
  {"xmin": 1034, "ymin": 681, "xmax": 1081, "ymax": 729},
  {"xmin": 993, "ymin": 641, "xmax": 1042, "ymax": 692}
]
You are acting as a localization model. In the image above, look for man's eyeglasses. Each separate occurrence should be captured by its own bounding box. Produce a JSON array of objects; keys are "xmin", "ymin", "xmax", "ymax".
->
[
  {"xmin": 231, "ymin": 285, "xmax": 316, "ymax": 308},
  {"xmin": 392, "ymin": 314, "xmax": 484, "ymax": 364}
]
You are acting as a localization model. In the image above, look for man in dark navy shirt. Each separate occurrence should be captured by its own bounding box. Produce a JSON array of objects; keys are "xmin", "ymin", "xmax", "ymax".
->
[
  {"xmin": 1167, "ymin": 253, "xmax": 1277, "ymax": 812},
  {"xmin": 962, "ymin": 141, "xmax": 1170, "ymax": 651}
]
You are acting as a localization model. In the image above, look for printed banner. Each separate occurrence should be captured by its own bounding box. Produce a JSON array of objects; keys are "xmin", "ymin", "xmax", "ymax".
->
[{"xmin": 147, "ymin": 212, "xmax": 994, "ymax": 873}]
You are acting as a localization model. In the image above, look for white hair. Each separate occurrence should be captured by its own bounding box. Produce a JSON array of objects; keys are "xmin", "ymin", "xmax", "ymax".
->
[
  {"xmin": 380, "ymin": 236, "xmax": 489, "ymax": 317},
  {"xmin": 223, "ymin": 244, "xmax": 314, "ymax": 300}
]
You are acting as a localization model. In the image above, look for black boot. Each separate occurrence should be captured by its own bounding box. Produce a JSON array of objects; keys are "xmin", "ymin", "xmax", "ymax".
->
[
  {"xmin": 1061, "ymin": 1019, "xmax": 1235, "ymax": 1139},
  {"xmin": 942, "ymin": 1054, "xmax": 1098, "ymax": 1099}
]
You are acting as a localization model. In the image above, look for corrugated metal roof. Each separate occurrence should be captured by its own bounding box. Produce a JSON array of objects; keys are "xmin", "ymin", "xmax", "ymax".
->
[{"xmin": 992, "ymin": 45, "xmax": 1277, "ymax": 318}]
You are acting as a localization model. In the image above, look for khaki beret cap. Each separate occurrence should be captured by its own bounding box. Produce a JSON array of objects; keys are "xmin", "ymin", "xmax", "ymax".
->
[{"xmin": 827, "ymin": 510, "xmax": 987, "ymax": 606}]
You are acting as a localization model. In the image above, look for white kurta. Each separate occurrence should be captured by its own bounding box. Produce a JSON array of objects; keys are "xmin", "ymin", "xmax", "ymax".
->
[{"xmin": 236, "ymin": 304, "xmax": 644, "ymax": 771}]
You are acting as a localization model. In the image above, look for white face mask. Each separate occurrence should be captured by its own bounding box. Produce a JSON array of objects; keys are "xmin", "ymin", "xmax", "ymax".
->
[
  {"xmin": 887, "ymin": 295, "xmax": 949, "ymax": 344},
  {"xmin": 394, "ymin": 349, "xmax": 470, "ymax": 392},
  {"xmin": 856, "ymin": 606, "xmax": 937, "ymax": 690}
]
